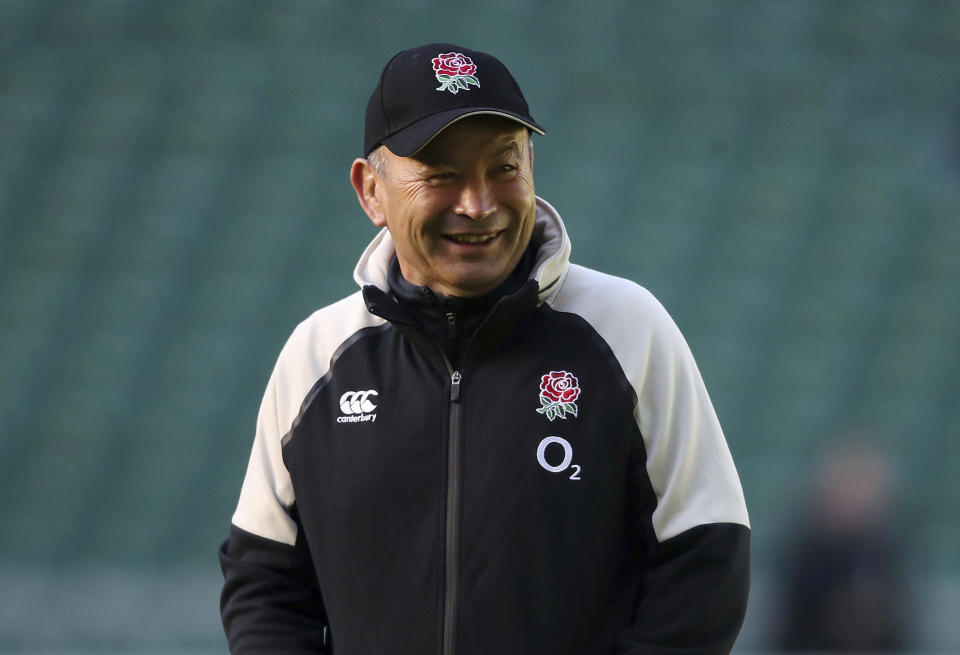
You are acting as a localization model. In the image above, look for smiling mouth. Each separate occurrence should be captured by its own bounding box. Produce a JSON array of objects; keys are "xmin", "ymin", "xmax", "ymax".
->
[{"xmin": 445, "ymin": 231, "xmax": 501, "ymax": 244}]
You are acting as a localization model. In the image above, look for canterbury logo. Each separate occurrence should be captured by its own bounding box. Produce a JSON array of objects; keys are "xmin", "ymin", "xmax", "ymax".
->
[
  {"xmin": 337, "ymin": 390, "xmax": 379, "ymax": 424},
  {"xmin": 339, "ymin": 390, "xmax": 378, "ymax": 414}
]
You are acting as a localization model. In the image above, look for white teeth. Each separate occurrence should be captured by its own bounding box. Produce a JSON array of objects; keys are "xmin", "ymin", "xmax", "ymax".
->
[{"xmin": 450, "ymin": 233, "xmax": 496, "ymax": 243}]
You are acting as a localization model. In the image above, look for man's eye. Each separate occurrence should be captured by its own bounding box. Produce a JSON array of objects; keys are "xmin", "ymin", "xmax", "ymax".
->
[
  {"xmin": 495, "ymin": 165, "xmax": 517, "ymax": 174},
  {"xmin": 429, "ymin": 172, "xmax": 457, "ymax": 183}
]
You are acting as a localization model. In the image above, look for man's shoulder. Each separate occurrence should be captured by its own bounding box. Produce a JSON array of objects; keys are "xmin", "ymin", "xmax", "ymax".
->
[
  {"xmin": 547, "ymin": 262, "xmax": 689, "ymax": 368},
  {"xmin": 277, "ymin": 290, "xmax": 387, "ymax": 365},
  {"xmin": 301, "ymin": 289, "xmax": 373, "ymax": 325},
  {"xmin": 552, "ymin": 262, "xmax": 667, "ymax": 321}
]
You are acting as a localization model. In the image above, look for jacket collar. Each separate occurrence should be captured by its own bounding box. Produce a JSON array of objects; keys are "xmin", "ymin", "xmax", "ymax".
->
[{"xmin": 353, "ymin": 195, "xmax": 571, "ymax": 306}]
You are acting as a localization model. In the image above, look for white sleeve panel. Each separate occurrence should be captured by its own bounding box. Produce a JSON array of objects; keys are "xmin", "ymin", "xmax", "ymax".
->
[
  {"xmin": 550, "ymin": 265, "xmax": 749, "ymax": 542},
  {"xmin": 231, "ymin": 291, "xmax": 386, "ymax": 546}
]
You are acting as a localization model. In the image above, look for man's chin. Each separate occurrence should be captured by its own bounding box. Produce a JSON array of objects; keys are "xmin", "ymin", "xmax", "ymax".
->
[{"xmin": 436, "ymin": 270, "xmax": 512, "ymax": 298}]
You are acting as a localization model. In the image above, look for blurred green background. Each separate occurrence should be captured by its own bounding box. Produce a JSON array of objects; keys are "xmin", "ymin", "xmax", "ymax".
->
[{"xmin": 1, "ymin": 0, "xmax": 958, "ymax": 652}]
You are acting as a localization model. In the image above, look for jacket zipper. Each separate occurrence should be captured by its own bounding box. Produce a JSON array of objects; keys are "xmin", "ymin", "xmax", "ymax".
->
[
  {"xmin": 443, "ymin": 368, "xmax": 462, "ymax": 655},
  {"xmin": 443, "ymin": 310, "xmax": 461, "ymax": 655}
]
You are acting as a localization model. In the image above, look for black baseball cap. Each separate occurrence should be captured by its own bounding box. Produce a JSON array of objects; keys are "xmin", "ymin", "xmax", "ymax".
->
[{"xmin": 363, "ymin": 43, "xmax": 545, "ymax": 157}]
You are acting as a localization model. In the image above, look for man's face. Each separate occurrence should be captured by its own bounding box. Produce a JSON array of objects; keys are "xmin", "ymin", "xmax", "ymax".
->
[{"xmin": 367, "ymin": 117, "xmax": 536, "ymax": 297}]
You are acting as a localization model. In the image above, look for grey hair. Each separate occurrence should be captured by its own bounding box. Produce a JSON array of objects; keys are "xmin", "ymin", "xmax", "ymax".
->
[{"xmin": 367, "ymin": 146, "xmax": 389, "ymax": 178}]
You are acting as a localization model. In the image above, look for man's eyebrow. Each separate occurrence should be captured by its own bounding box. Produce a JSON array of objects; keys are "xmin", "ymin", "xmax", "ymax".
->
[{"xmin": 493, "ymin": 141, "xmax": 522, "ymax": 158}]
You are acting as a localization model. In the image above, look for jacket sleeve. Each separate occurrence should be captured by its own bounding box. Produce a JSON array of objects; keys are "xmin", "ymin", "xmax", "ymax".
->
[
  {"xmin": 613, "ymin": 285, "xmax": 751, "ymax": 654},
  {"xmin": 220, "ymin": 518, "xmax": 329, "ymax": 654},
  {"xmin": 617, "ymin": 523, "xmax": 750, "ymax": 654},
  {"xmin": 219, "ymin": 321, "xmax": 331, "ymax": 654}
]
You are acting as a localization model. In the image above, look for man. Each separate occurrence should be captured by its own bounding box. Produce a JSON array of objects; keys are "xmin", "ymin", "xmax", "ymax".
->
[{"xmin": 220, "ymin": 43, "xmax": 750, "ymax": 655}]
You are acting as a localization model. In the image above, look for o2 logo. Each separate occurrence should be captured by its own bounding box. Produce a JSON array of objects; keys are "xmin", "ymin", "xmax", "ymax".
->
[{"xmin": 536, "ymin": 436, "xmax": 581, "ymax": 481}]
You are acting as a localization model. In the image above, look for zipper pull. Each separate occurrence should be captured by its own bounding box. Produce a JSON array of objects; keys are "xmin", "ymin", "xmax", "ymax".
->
[{"xmin": 450, "ymin": 370, "xmax": 462, "ymax": 402}]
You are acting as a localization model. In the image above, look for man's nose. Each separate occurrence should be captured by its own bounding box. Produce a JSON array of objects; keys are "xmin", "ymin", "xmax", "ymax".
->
[{"xmin": 454, "ymin": 177, "xmax": 496, "ymax": 221}]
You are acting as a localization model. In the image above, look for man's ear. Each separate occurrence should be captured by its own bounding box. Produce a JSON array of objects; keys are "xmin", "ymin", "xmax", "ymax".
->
[{"xmin": 350, "ymin": 158, "xmax": 387, "ymax": 228}]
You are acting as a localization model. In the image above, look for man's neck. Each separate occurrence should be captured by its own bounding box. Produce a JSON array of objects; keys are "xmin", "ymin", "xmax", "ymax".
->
[{"xmin": 386, "ymin": 246, "xmax": 538, "ymax": 366}]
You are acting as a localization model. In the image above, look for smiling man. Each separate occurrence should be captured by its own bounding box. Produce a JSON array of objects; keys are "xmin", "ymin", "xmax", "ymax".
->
[
  {"xmin": 220, "ymin": 44, "xmax": 751, "ymax": 655},
  {"xmin": 353, "ymin": 116, "xmax": 537, "ymax": 298}
]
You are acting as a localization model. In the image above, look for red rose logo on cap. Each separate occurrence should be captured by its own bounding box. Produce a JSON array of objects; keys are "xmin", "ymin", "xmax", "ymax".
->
[
  {"xmin": 432, "ymin": 52, "xmax": 480, "ymax": 95},
  {"xmin": 536, "ymin": 370, "xmax": 581, "ymax": 421}
]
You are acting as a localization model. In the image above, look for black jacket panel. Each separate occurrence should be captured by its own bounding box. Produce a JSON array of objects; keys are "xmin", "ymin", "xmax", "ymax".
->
[
  {"xmin": 220, "ymin": 520, "xmax": 328, "ymax": 654},
  {"xmin": 282, "ymin": 324, "xmax": 448, "ymax": 655},
  {"xmin": 617, "ymin": 523, "xmax": 751, "ymax": 655}
]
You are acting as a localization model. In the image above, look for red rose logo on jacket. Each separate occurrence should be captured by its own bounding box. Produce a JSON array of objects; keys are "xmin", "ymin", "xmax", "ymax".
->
[
  {"xmin": 537, "ymin": 370, "xmax": 580, "ymax": 421},
  {"xmin": 432, "ymin": 52, "xmax": 480, "ymax": 95}
]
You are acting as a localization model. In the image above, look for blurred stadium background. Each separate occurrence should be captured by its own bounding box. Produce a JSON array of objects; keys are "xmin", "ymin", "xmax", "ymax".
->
[{"xmin": 1, "ymin": 0, "xmax": 958, "ymax": 652}]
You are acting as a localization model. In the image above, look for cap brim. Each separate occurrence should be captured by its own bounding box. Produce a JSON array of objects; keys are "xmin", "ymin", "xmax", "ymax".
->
[{"xmin": 380, "ymin": 108, "xmax": 545, "ymax": 157}]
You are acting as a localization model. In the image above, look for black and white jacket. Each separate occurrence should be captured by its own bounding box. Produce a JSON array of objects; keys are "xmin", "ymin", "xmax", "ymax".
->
[{"xmin": 220, "ymin": 197, "xmax": 751, "ymax": 655}]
